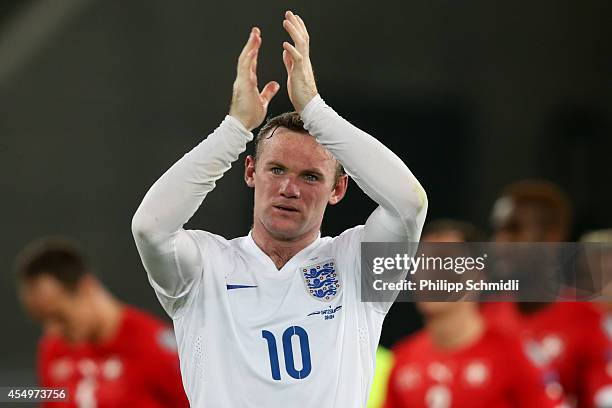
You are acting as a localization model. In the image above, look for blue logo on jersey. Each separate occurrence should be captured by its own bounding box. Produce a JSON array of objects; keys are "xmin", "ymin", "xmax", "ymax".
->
[
  {"xmin": 226, "ymin": 284, "xmax": 258, "ymax": 290},
  {"xmin": 301, "ymin": 260, "xmax": 340, "ymax": 301},
  {"xmin": 307, "ymin": 305, "xmax": 342, "ymax": 320}
]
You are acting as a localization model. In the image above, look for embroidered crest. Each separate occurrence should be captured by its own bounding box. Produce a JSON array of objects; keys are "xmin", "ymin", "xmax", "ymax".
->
[{"xmin": 301, "ymin": 260, "xmax": 340, "ymax": 301}]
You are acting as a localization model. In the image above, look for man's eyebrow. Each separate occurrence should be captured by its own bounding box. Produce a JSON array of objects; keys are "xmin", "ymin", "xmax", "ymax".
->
[
  {"xmin": 265, "ymin": 161, "xmax": 287, "ymax": 168},
  {"xmin": 301, "ymin": 168, "xmax": 326, "ymax": 178},
  {"xmin": 265, "ymin": 162, "xmax": 326, "ymax": 178}
]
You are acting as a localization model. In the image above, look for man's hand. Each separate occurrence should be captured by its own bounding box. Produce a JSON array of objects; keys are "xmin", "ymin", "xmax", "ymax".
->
[
  {"xmin": 229, "ymin": 27, "xmax": 280, "ymax": 131},
  {"xmin": 282, "ymin": 11, "xmax": 318, "ymax": 113}
]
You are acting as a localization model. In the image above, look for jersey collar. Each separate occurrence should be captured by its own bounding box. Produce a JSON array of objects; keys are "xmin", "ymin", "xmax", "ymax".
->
[{"xmin": 245, "ymin": 230, "xmax": 322, "ymax": 277}]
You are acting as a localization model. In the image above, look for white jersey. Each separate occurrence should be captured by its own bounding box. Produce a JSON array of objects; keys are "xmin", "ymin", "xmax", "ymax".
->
[
  {"xmin": 133, "ymin": 95, "xmax": 427, "ymax": 407},
  {"xmin": 162, "ymin": 227, "xmax": 383, "ymax": 407}
]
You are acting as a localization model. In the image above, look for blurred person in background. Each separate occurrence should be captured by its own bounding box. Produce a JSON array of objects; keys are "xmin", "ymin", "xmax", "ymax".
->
[
  {"xmin": 580, "ymin": 229, "xmax": 612, "ymax": 301},
  {"xmin": 384, "ymin": 220, "xmax": 560, "ymax": 407},
  {"xmin": 579, "ymin": 229, "xmax": 612, "ymax": 408},
  {"xmin": 368, "ymin": 346, "xmax": 394, "ymax": 408},
  {"xmin": 16, "ymin": 237, "xmax": 189, "ymax": 408},
  {"xmin": 490, "ymin": 179, "xmax": 604, "ymax": 407}
]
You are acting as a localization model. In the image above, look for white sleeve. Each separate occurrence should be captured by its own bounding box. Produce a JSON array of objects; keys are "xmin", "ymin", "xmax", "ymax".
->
[
  {"xmin": 131, "ymin": 115, "xmax": 252, "ymax": 307},
  {"xmin": 300, "ymin": 95, "xmax": 428, "ymax": 243}
]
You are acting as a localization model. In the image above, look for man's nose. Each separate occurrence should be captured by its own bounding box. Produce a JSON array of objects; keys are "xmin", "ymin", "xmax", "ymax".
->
[{"xmin": 279, "ymin": 177, "xmax": 300, "ymax": 198}]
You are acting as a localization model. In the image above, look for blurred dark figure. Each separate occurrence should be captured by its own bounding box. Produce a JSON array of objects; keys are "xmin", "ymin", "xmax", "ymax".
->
[
  {"xmin": 15, "ymin": 238, "xmax": 189, "ymax": 408},
  {"xmin": 580, "ymin": 229, "xmax": 612, "ymax": 300},
  {"xmin": 420, "ymin": 219, "xmax": 486, "ymax": 243},
  {"xmin": 384, "ymin": 221, "xmax": 560, "ymax": 408},
  {"xmin": 579, "ymin": 229, "xmax": 612, "ymax": 407},
  {"xmin": 491, "ymin": 180, "xmax": 571, "ymax": 243},
  {"xmin": 491, "ymin": 180, "xmax": 572, "ymax": 300},
  {"xmin": 489, "ymin": 180, "xmax": 604, "ymax": 408}
]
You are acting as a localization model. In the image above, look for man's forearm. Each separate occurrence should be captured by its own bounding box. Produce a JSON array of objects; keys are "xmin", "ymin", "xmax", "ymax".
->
[
  {"xmin": 133, "ymin": 116, "xmax": 252, "ymax": 238},
  {"xmin": 301, "ymin": 95, "xmax": 428, "ymax": 238}
]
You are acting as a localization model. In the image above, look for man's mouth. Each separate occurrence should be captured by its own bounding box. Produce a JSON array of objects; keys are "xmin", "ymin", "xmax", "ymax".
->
[{"xmin": 273, "ymin": 205, "xmax": 299, "ymax": 213}]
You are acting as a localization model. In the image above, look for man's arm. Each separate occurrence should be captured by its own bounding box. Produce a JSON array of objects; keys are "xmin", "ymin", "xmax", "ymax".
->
[
  {"xmin": 301, "ymin": 96, "xmax": 427, "ymax": 242},
  {"xmin": 131, "ymin": 27, "xmax": 279, "ymax": 309},
  {"xmin": 281, "ymin": 11, "xmax": 427, "ymax": 243}
]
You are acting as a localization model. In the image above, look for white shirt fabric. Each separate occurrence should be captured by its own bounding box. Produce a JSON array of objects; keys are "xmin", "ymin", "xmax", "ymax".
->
[{"xmin": 132, "ymin": 95, "xmax": 427, "ymax": 407}]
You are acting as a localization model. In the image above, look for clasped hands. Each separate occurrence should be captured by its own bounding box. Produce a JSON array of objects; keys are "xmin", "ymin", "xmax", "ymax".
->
[{"xmin": 229, "ymin": 10, "xmax": 318, "ymax": 131}]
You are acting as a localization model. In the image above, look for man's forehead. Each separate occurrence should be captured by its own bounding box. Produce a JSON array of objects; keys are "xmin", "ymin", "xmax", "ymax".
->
[
  {"xmin": 258, "ymin": 128, "xmax": 336, "ymax": 168},
  {"xmin": 261, "ymin": 127, "xmax": 315, "ymax": 148},
  {"xmin": 20, "ymin": 276, "xmax": 67, "ymax": 317},
  {"xmin": 493, "ymin": 196, "xmax": 545, "ymax": 229},
  {"xmin": 22, "ymin": 275, "xmax": 66, "ymax": 303},
  {"xmin": 423, "ymin": 230, "xmax": 465, "ymax": 243},
  {"xmin": 265, "ymin": 126, "xmax": 309, "ymax": 138}
]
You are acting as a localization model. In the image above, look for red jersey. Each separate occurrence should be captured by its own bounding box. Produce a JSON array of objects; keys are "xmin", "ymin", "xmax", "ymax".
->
[
  {"xmin": 582, "ymin": 305, "xmax": 612, "ymax": 408},
  {"xmin": 520, "ymin": 302, "xmax": 606, "ymax": 407},
  {"xmin": 480, "ymin": 302, "xmax": 522, "ymax": 334},
  {"xmin": 38, "ymin": 307, "xmax": 189, "ymax": 408},
  {"xmin": 384, "ymin": 325, "xmax": 559, "ymax": 408}
]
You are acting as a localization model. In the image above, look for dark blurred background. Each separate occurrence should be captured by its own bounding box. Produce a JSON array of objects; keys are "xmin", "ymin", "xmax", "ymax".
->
[{"xmin": 1, "ymin": 0, "xmax": 610, "ymax": 387}]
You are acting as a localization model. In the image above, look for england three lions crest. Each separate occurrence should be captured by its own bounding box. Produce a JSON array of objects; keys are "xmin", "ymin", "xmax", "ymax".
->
[{"xmin": 301, "ymin": 260, "xmax": 341, "ymax": 301}]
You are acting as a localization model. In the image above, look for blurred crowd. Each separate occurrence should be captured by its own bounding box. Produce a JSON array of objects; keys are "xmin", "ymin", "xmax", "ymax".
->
[
  {"xmin": 14, "ymin": 178, "xmax": 612, "ymax": 407},
  {"xmin": 371, "ymin": 179, "xmax": 612, "ymax": 408}
]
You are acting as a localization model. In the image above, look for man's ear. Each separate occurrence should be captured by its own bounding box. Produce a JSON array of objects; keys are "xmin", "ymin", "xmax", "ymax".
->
[
  {"xmin": 245, "ymin": 155, "xmax": 256, "ymax": 188},
  {"xmin": 329, "ymin": 174, "xmax": 348, "ymax": 205}
]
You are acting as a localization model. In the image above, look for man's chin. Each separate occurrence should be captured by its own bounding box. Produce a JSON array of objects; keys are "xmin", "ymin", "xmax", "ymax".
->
[
  {"xmin": 269, "ymin": 228, "xmax": 303, "ymax": 242},
  {"xmin": 264, "ymin": 222, "xmax": 305, "ymax": 242}
]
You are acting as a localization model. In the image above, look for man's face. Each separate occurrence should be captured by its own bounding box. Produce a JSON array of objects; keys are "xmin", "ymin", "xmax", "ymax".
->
[
  {"xmin": 417, "ymin": 230, "xmax": 467, "ymax": 315},
  {"xmin": 492, "ymin": 196, "xmax": 551, "ymax": 242},
  {"xmin": 245, "ymin": 128, "xmax": 347, "ymax": 241},
  {"xmin": 19, "ymin": 275, "xmax": 96, "ymax": 343}
]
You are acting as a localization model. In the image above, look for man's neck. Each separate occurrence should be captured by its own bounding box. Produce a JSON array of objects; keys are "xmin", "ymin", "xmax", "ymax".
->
[
  {"xmin": 426, "ymin": 305, "xmax": 484, "ymax": 350},
  {"xmin": 252, "ymin": 225, "xmax": 319, "ymax": 270},
  {"xmin": 90, "ymin": 290, "xmax": 124, "ymax": 343}
]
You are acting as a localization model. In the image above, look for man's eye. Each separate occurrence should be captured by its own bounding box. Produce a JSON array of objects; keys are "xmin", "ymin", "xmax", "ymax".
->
[
  {"xmin": 304, "ymin": 174, "xmax": 318, "ymax": 182},
  {"xmin": 271, "ymin": 167, "xmax": 284, "ymax": 175}
]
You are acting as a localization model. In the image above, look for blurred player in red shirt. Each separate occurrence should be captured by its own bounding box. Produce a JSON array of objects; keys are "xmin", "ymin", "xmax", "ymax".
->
[
  {"xmin": 489, "ymin": 180, "xmax": 608, "ymax": 407},
  {"xmin": 579, "ymin": 229, "xmax": 612, "ymax": 407},
  {"xmin": 384, "ymin": 220, "xmax": 561, "ymax": 408},
  {"xmin": 583, "ymin": 304, "xmax": 612, "ymax": 408},
  {"xmin": 16, "ymin": 238, "xmax": 189, "ymax": 408}
]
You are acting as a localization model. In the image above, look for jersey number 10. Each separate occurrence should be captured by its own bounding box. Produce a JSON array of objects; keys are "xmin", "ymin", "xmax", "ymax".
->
[{"xmin": 261, "ymin": 326, "xmax": 312, "ymax": 380}]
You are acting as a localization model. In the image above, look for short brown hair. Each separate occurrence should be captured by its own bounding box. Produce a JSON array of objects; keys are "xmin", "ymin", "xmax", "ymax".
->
[
  {"xmin": 255, "ymin": 112, "xmax": 345, "ymax": 184},
  {"xmin": 15, "ymin": 237, "xmax": 89, "ymax": 291},
  {"xmin": 501, "ymin": 179, "xmax": 572, "ymax": 238}
]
